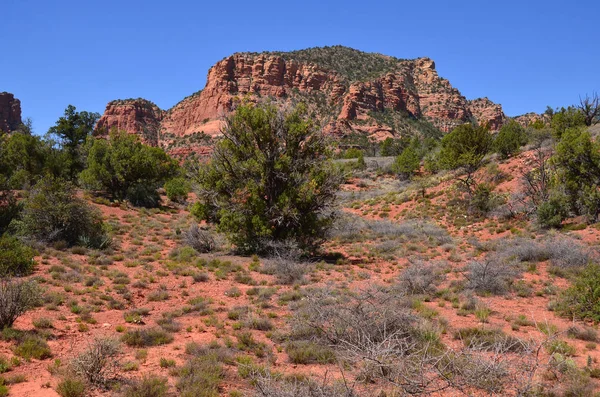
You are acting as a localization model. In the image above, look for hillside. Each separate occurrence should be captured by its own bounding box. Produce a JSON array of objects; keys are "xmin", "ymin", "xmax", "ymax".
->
[{"xmin": 96, "ymin": 46, "xmax": 540, "ymax": 156}]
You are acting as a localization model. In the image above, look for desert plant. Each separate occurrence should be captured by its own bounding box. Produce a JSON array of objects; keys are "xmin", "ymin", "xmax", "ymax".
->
[
  {"xmin": 121, "ymin": 328, "xmax": 174, "ymax": 347},
  {"xmin": 56, "ymin": 377, "xmax": 86, "ymax": 397},
  {"xmin": 494, "ymin": 120, "xmax": 527, "ymax": 159},
  {"xmin": 81, "ymin": 129, "xmax": 178, "ymax": 206},
  {"xmin": 464, "ymin": 259, "xmax": 520, "ymax": 295},
  {"xmin": 0, "ymin": 279, "xmax": 41, "ymax": 329},
  {"xmin": 192, "ymin": 102, "xmax": 341, "ymax": 253},
  {"xmin": 177, "ymin": 353, "xmax": 223, "ymax": 397},
  {"xmin": 397, "ymin": 261, "xmax": 445, "ymax": 295},
  {"xmin": 556, "ymin": 263, "xmax": 600, "ymax": 321},
  {"xmin": 184, "ymin": 224, "xmax": 216, "ymax": 253},
  {"xmin": 164, "ymin": 177, "xmax": 190, "ymax": 203},
  {"xmin": 0, "ymin": 236, "xmax": 36, "ymax": 277},
  {"xmin": 70, "ymin": 338, "xmax": 120, "ymax": 387},
  {"xmin": 17, "ymin": 176, "xmax": 108, "ymax": 247},
  {"xmin": 123, "ymin": 375, "xmax": 168, "ymax": 397},
  {"xmin": 14, "ymin": 336, "xmax": 52, "ymax": 360}
]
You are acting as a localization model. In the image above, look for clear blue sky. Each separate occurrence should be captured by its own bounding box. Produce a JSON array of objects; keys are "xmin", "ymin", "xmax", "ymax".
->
[{"xmin": 2, "ymin": 0, "xmax": 598, "ymax": 134}]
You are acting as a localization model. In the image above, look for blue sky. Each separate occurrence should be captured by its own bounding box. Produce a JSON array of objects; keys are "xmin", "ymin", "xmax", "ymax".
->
[{"xmin": 2, "ymin": 0, "xmax": 598, "ymax": 134}]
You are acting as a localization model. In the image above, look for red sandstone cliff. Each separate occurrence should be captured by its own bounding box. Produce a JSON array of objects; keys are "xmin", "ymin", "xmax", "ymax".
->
[
  {"xmin": 96, "ymin": 47, "xmax": 535, "ymax": 156},
  {"xmin": 0, "ymin": 92, "xmax": 22, "ymax": 133},
  {"xmin": 95, "ymin": 99, "xmax": 163, "ymax": 146}
]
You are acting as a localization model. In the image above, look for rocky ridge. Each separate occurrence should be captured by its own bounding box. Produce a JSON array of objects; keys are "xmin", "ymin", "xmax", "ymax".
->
[{"xmin": 95, "ymin": 46, "xmax": 540, "ymax": 156}]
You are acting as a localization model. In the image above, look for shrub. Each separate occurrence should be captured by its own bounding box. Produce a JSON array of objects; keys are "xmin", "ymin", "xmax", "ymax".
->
[
  {"xmin": 0, "ymin": 236, "xmax": 35, "ymax": 277},
  {"xmin": 123, "ymin": 375, "xmax": 168, "ymax": 397},
  {"xmin": 177, "ymin": 353, "xmax": 223, "ymax": 397},
  {"xmin": 56, "ymin": 377, "xmax": 86, "ymax": 397},
  {"xmin": 184, "ymin": 224, "xmax": 216, "ymax": 253},
  {"xmin": 285, "ymin": 341, "xmax": 336, "ymax": 364},
  {"xmin": 0, "ymin": 279, "xmax": 41, "ymax": 329},
  {"xmin": 397, "ymin": 261, "xmax": 445, "ymax": 295},
  {"xmin": 121, "ymin": 328, "xmax": 174, "ymax": 347},
  {"xmin": 392, "ymin": 145, "xmax": 420, "ymax": 180},
  {"xmin": 566, "ymin": 326, "xmax": 598, "ymax": 342},
  {"xmin": 453, "ymin": 327, "xmax": 529, "ymax": 353},
  {"xmin": 0, "ymin": 180, "xmax": 21, "ymax": 235},
  {"xmin": 193, "ymin": 103, "xmax": 341, "ymax": 253},
  {"xmin": 545, "ymin": 237, "xmax": 591, "ymax": 270},
  {"xmin": 465, "ymin": 259, "xmax": 520, "ymax": 295},
  {"xmin": 81, "ymin": 130, "xmax": 178, "ymax": 206},
  {"xmin": 262, "ymin": 257, "xmax": 309, "ymax": 285},
  {"xmin": 556, "ymin": 263, "xmax": 600, "ymax": 321},
  {"xmin": 70, "ymin": 338, "xmax": 120, "ymax": 387},
  {"xmin": 14, "ymin": 336, "xmax": 52, "ymax": 360},
  {"xmin": 17, "ymin": 177, "xmax": 108, "ymax": 248},
  {"xmin": 494, "ymin": 120, "xmax": 527, "ymax": 159},
  {"xmin": 536, "ymin": 193, "xmax": 568, "ymax": 229},
  {"xmin": 164, "ymin": 177, "xmax": 190, "ymax": 203}
]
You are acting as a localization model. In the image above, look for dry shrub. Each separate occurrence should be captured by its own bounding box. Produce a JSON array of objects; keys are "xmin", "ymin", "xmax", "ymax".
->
[
  {"xmin": 70, "ymin": 338, "xmax": 120, "ymax": 388},
  {"xmin": 397, "ymin": 260, "xmax": 446, "ymax": 295},
  {"xmin": 185, "ymin": 224, "xmax": 217, "ymax": 253},
  {"xmin": 465, "ymin": 259, "xmax": 521, "ymax": 295},
  {"xmin": 0, "ymin": 279, "xmax": 41, "ymax": 329}
]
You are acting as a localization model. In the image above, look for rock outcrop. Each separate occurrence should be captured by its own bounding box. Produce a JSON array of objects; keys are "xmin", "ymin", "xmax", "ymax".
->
[
  {"xmin": 467, "ymin": 97, "xmax": 506, "ymax": 130},
  {"xmin": 0, "ymin": 92, "xmax": 22, "ymax": 133},
  {"xmin": 97, "ymin": 46, "xmax": 531, "ymax": 156},
  {"xmin": 514, "ymin": 112, "xmax": 548, "ymax": 127},
  {"xmin": 95, "ymin": 99, "xmax": 163, "ymax": 146}
]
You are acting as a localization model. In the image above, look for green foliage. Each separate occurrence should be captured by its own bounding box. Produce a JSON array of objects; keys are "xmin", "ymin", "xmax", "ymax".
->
[
  {"xmin": 556, "ymin": 263, "xmax": 600, "ymax": 322},
  {"xmin": 494, "ymin": 120, "xmax": 527, "ymax": 159},
  {"xmin": 123, "ymin": 375, "xmax": 168, "ymax": 397},
  {"xmin": 392, "ymin": 145, "xmax": 420, "ymax": 180},
  {"xmin": 536, "ymin": 192, "xmax": 569, "ymax": 229},
  {"xmin": 0, "ymin": 236, "xmax": 35, "ymax": 277},
  {"xmin": 14, "ymin": 336, "xmax": 51, "ymax": 360},
  {"xmin": 47, "ymin": 105, "xmax": 100, "ymax": 179},
  {"xmin": 0, "ymin": 133, "xmax": 48, "ymax": 188},
  {"xmin": 56, "ymin": 377, "xmax": 87, "ymax": 397},
  {"xmin": 551, "ymin": 107, "xmax": 586, "ymax": 139},
  {"xmin": 81, "ymin": 130, "xmax": 178, "ymax": 206},
  {"xmin": 121, "ymin": 328, "xmax": 174, "ymax": 347},
  {"xmin": 164, "ymin": 177, "xmax": 191, "ymax": 203},
  {"xmin": 553, "ymin": 128, "xmax": 600, "ymax": 221},
  {"xmin": 471, "ymin": 183, "xmax": 502, "ymax": 215},
  {"xmin": 437, "ymin": 123, "xmax": 493, "ymax": 172},
  {"xmin": 177, "ymin": 353, "xmax": 223, "ymax": 397},
  {"xmin": 265, "ymin": 45, "xmax": 405, "ymax": 82},
  {"xmin": 193, "ymin": 103, "xmax": 341, "ymax": 253},
  {"xmin": 0, "ymin": 178, "xmax": 21, "ymax": 236},
  {"xmin": 341, "ymin": 148, "xmax": 363, "ymax": 159},
  {"xmin": 17, "ymin": 176, "xmax": 107, "ymax": 247},
  {"xmin": 379, "ymin": 137, "xmax": 409, "ymax": 156}
]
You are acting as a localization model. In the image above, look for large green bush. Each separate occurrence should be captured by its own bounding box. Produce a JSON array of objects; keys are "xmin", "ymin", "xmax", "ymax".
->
[
  {"xmin": 17, "ymin": 177, "xmax": 107, "ymax": 247},
  {"xmin": 164, "ymin": 177, "xmax": 190, "ymax": 203},
  {"xmin": 392, "ymin": 145, "xmax": 420, "ymax": 180},
  {"xmin": 193, "ymin": 103, "xmax": 341, "ymax": 253},
  {"xmin": 556, "ymin": 263, "xmax": 600, "ymax": 322},
  {"xmin": 0, "ymin": 236, "xmax": 35, "ymax": 277},
  {"xmin": 81, "ymin": 130, "xmax": 178, "ymax": 207},
  {"xmin": 437, "ymin": 123, "xmax": 493, "ymax": 172},
  {"xmin": 493, "ymin": 120, "xmax": 527, "ymax": 159}
]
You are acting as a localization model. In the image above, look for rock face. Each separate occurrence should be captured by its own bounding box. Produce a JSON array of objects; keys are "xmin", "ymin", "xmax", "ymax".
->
[
  {"xmin": 467, "ymin": 97, "xmax": 506, "ymax": 130},
  {"xmin": 514, "ymin": 112, "xmax": 549, "ymax": 127},
  {"xmin": 95, "ymin": 99, "xmax": 163, "ymax": 146},
  {"xmin": 0, "ymin": 92, "xmax": 22, "ymax": 133},
  {"xmin": 97, "ymin": 46, "xmax": 533, "ymax": 156}
]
